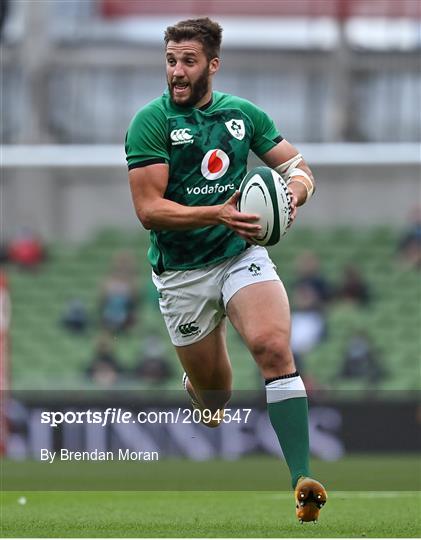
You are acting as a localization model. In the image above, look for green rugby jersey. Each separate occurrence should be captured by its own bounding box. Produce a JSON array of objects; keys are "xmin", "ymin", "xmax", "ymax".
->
[{"xmin": 125, "ymin": 91, "xmax": 282, "ymax": 273}]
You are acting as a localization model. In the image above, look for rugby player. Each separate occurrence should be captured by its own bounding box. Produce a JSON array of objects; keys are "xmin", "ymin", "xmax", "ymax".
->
[{"xmin": 126, "ymin": 17, "xmax": 327, "ymax": 522}]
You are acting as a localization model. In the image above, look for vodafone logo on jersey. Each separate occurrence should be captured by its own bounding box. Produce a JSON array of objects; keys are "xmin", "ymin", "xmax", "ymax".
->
[{"xmin": 200, "ymin": 149, "xmax": 230, "ymax": 180}]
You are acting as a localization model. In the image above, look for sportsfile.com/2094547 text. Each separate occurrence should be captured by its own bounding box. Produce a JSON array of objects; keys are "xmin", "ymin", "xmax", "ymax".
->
[{"xmin": 40, "ymin": 408, "xmax": 253, "ymax": 427}]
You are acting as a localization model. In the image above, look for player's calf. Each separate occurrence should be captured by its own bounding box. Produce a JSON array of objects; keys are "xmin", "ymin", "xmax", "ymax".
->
[
  {"xmin": 248, "ymin": 333, "xmax": 294, "ymax": 380},
  {"xmin": 182, "ymin": 373, "xmax": 227, "ymax": 428}
]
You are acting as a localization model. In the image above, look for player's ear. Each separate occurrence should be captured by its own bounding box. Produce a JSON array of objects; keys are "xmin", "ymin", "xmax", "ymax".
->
[{"xmin": 209, "ymin": 57, "xmax": 220, "ymax": 75}]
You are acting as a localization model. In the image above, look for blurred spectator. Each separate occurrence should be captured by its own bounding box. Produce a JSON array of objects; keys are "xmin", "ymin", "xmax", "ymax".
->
[
  {"xmin": 86, "ymin": 334, "xmax": 123, "ymax": 387},
  {"xmin": 99, "ymin": 250, "xmax": 138, "ymax": 333},
  {"xmin": 336, "ymin": 264, "xmax": 371, "ymax": 307},
  {"xmin": 133, "ymin": 334, "xmax": 172, "ymax": 384},
  {"xmin": 0, "ymin": 0, "xmax": 8, "ymax": 40},
  {"xmin": 61, "ymin": 298, "xmax": 89, "ymax": 334},
  {"xmin": 294, "ymin": 251, "xmax": 332, "ymax": 309},
  {"xmin": 0, "ymin": 244, "xmax": 9, "ymax": 265},
  {"xmin": 8, "ymin": 227, "xmax": 47, "ymax": 270},
  {"xmin": 290, "ymin": 283, "xmax": 327, "ymax": 369},
  {"xmin": 397, "ymin": 207, "xmax": 421, "ymax": 270},
  {"xmin": 335, "ymin": 332, "xmax": 387, "ymax": 385}
]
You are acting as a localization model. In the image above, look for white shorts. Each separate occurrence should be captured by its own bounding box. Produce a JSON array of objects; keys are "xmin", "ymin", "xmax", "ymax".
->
[{"xmin": 152, "ymin": 245, "xmax": 280, "ymax": 346}]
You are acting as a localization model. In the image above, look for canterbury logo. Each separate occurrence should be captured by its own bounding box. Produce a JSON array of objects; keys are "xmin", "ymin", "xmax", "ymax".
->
[
  {"xmin": 178, "ymin": 321, "xmax": 200, "ymax": 336},
  {"xmin": 170, "ymin": 128, "xmax": 194, "ymax": 145}
]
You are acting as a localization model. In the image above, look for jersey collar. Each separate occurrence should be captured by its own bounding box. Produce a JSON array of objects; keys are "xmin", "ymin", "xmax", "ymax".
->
[{"xmin": 198, "ymin": 96, "xmax": 213, "ymax": 110}]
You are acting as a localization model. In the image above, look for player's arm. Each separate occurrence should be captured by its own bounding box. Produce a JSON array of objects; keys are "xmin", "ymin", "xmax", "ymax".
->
[
  {"xmin": 128, "ymin": 164, "xmax": 261, "ymax": 237},
  {"xmin": 261, "ymin": 139, "xmax": 315, "ymax": 208},
  {"xmin": 244, "ymin": 98, "xmax": 314, "ymax": 223}
]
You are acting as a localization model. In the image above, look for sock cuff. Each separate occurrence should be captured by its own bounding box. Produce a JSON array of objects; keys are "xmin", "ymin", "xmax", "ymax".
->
[
  {"xmin": 265, "ymin": 371, "xmax": 299, "ymax": 385},
  {"xmin": 266, "ymin": 374, "xmax": 307, "ymax": 403}
]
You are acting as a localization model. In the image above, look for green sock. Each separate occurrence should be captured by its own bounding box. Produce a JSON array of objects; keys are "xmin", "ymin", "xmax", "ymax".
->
[{"xmin": 266, "ymin": 376, "xmax": 311, "ymax": 488}]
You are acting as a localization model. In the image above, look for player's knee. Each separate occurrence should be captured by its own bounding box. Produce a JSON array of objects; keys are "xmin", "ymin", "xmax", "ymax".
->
[{"xmin": 249, "ymin": 332, "xmax": 290, "ymax": 370}]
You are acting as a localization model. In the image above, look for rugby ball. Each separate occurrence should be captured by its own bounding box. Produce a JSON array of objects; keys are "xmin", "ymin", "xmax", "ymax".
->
[{"xmin": 238, "ymin": 166, "xmax": 292, "ymax": 246}]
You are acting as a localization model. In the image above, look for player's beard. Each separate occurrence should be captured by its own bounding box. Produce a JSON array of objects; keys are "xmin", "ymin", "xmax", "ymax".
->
[{"xmin": 169, "ymin": 65, "xmax": 210, "ymax": 108}]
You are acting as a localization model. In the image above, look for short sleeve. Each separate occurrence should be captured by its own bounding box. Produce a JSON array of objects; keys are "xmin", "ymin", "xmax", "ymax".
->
[
  {"xmin": 241, "ymin": 100, "xmax": 283, "ymax": 157},
  {"xmin": 125, "ymin": 103, "xmax": 169, "ymax": 170}
]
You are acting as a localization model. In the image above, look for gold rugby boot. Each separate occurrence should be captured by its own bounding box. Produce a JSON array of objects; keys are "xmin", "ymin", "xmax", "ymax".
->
[{"xmin": 295, "ymin": 477, "xmax": 327, "ymax": 523}]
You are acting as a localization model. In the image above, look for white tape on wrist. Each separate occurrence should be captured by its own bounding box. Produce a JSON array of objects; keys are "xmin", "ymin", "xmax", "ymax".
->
[
  {"xmin": 288, "ymin": 169, "xmax": 315, "ymax": 202},
  {"xmin": 275, "ymin": 153, "xmax": 315, "ymax": 203}
]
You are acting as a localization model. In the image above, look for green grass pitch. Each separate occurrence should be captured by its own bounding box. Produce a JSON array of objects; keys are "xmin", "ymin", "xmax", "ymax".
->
[
  {"xmin": 1, "ymin": 456, "xmax": 420, "ymax": 537},
  {"xmin": 2, "ymin": 490, "xmax": 420, "ymax": 537}
]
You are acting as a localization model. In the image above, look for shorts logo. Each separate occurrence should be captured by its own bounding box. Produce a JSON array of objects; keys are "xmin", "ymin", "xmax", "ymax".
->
[
  {"xmin": 170, "ymin": 128, "xmax": 194, "ymax": 145},
  {"xmin": 200, "ymin": 149, "xmax": 230, "ymax": 180},
  {"xmin": 248, "ymin": 263, "xmax": 261, "ymax": 277},
  {"xmin": 178, "ymin": 321, "xmax": 200, "ymax": 337},
  {"xmin": 225, "ymin": 119, "xmax": 245, "ymax": 140}
]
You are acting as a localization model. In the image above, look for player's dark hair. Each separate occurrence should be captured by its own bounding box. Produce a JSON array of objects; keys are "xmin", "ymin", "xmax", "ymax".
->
[{"xmin": 164, "ymin": 18, "xmax": 222, "ymax": 61}]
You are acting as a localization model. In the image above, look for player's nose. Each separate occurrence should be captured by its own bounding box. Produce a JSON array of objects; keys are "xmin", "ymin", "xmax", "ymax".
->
[{"xmin": 173, "ymin": 61, "xmax": 186, "ymax": 77}]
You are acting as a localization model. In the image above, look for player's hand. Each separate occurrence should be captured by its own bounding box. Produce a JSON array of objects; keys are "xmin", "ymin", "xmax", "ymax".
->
[{"xmin": 218, "ymin": 191, "xmax": 262, "ymax": 240}]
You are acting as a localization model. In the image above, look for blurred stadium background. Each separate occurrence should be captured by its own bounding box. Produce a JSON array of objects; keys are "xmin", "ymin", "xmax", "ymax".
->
[{"xmin": 1, "ymin": 0, "xmax": 420, "ymax": 473}]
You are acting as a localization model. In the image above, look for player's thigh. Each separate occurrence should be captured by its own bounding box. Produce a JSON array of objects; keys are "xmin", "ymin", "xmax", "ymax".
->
[
  {"xmin": 175, "ymin": 318, "xmax": 232, "ymax": 391},
  {"xmin": 226, "ymin": 280, "xmax": 291, "ymax": 355}
]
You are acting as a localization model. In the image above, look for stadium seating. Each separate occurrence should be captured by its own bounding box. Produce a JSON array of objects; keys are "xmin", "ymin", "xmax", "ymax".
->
[{"xmin": 7, "ymin": 227, "xmax": 420, "ymax": 397}]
